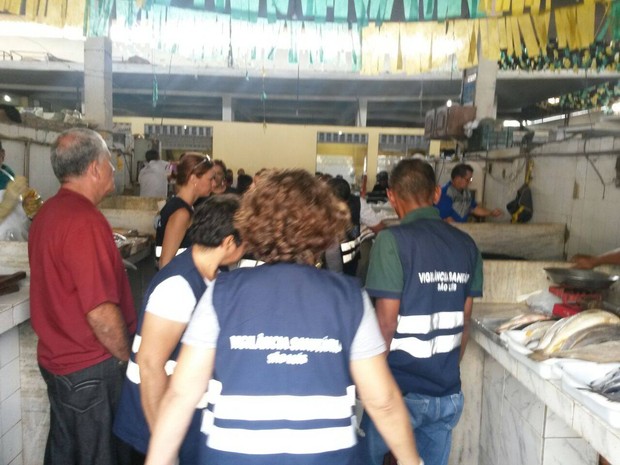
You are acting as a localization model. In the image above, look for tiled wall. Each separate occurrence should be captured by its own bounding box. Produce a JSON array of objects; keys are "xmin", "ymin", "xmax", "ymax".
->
[
  {"xmin": 479, "ymin": 355, "xmax": 597, "ymax": 465},
  {"xmin": 482, "ymin": 137, "xmax": 620, "ymax": 258},
  {"xmin": 0, "ymin": 327, "xmax": 22, "ymax": 465}
]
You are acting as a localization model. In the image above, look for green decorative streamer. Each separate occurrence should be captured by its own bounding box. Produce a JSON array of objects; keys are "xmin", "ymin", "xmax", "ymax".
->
[
  {"xmin": 611, "ymin": 0, "xmax": 620, "ymax": 41},
  {"xmin": 353, "ymin": 0, "xmax": 368, "ymax": 25},
  {"xmin": 193, "ymin": 0, "xmax": 205, "ymax": 8},
  {"xmin": 315, "ymin": 0, "xmax": 328, "ymax": 23},
  {"xmin": 436, "ymin": 0, "xmax": 447, "ymax": 20},
  {"xmin": 447, "ymin": 0, "xmax": 460, "ymax": 18},
  {"xmin": 86, "ymin": 0, "xmax": 114, "ymax": 36},
  {"xmin": 215, "ymin": 0, "xmax": 226, "ymax": 13},
  {"xmin": 333, "ymin": 0, "xmax": 348, "ymax": 22},
  {"xmin": 248, "ymin": 0, "xmax": 259, "ymax": 22},
  {"xmin": 402, "ymin": 0, "xmax": 419, "ymax": 21},
  {"xmin": 423, "ymin": 0, "xmax": 433, "ymax": 19},
  {"xmin": 152, "ymin": 75, "xmax": 159, "ymax": 109},
  {"xmin": 230, "ymin": 0, "xmax": 244, "ymax": 19},
  {"xmin": 382, "ymin": 0, "xmax": 393, "ymax": 21},
  {"xmin": 300, "ymin": 0, "xmax": 311, "ymax": 16},
  {"xmin": 467, "ymin": 0, "xmax": 480, "ymax": 18},
  {"xmin": 368, "ymin": 0, "xmax": 383, "ymax": 22}
]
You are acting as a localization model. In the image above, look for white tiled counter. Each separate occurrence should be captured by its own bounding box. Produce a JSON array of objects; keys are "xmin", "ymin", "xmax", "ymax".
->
[
  {"xmin": 0, "ymin": 280, "xmax": 30, "ymax": 465},
  {"xmin": 472, "ymin": 302, "xmax": 619, "ymax": 465}
]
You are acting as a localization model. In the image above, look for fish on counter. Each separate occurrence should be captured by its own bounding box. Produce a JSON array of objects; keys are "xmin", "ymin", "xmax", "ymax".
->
[
  {"xmin": 521, "ymin": 320, "xmax": 557, "ymax": 349},
  {"xmin": 495, "ymin": 312, "xmax": 554, "ymax": 334},
  {"xmin": 589, "ymin": 366, "xmax": 620, "ymax": 402},
  {"xmin": 558, "ymin": 324, "xmax": 620, "ymax": 352},
  {"xmin": 529, "ymin": 310, "xmax": 620, "ymax": 361},
  {"xmin": 546, "ymin": 341, "xmax": 620, "ymax": 364}
]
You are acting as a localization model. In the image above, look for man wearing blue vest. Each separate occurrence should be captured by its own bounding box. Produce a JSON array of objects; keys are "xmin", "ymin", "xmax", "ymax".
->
[{"xmin": 362, "ymin": 159, "xmax": 483, "ymax": 465}]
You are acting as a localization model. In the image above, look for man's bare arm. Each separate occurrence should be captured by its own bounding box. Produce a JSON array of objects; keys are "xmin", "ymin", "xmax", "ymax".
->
[{"xmin": 86, "ymin": 302, "xmax": 131, "ymax": 361}]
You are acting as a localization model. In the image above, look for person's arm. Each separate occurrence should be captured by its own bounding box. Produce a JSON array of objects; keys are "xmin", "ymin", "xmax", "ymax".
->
[
  {"xmin": 137, "ymin": 313, "xmax": 188, "ymax": 430},
  {"xmin": 460, "ymin": 296, "xmax": 473, "ymax": 361},
  {"xmin": 572, "ymin": 248, "xmax": 620, "ymax": 269},
  {"xmin": 375, "ymin": 298, "xmax": 400, "ymax": 348},
  {"xmin": 471, "ymin": 205, "xmax": 502, "ymax": 218},
  {"xmin": 145, "ymin": 344, "xmax": 215, "ymax": 465},
  {"xmin": 351, "ymin": 355, "xmax": 422, "ymax": 465},
  {"xmin": 159, "ymin": 208, "xmax": 191, "ymax": 268},
  {"xmin": 86, "ymin": 302, "xmax": 131, "ymax": 361}
]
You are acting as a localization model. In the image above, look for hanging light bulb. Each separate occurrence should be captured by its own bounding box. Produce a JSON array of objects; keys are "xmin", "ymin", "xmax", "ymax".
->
[
  {"xmin": 446, "ymin": 99, "xmax": 452, "ymax": 107},
  {"xmin": 3, "ymin": 95, "xmax": 11, "ymax": 102}
]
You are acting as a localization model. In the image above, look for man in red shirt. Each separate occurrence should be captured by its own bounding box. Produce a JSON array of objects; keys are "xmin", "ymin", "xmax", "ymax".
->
[{"xmin": 28, "ymin": 128, "xmax": 137, "ymax": 465}]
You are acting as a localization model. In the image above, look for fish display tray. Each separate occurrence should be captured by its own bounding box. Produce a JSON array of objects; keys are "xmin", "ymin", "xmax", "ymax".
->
[
  {"xmin": 559, "ymin": 362, "xmax": 620, "ymax": 428},
  {"xmin": 501, "ymin": 330, "xmax": 562, "ymax": 379}
]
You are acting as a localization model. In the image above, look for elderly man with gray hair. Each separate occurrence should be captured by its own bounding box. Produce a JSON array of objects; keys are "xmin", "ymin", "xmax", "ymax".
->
[{"xmin": 28, "ymin": 128, "xmax": 137, "ymax": 465}]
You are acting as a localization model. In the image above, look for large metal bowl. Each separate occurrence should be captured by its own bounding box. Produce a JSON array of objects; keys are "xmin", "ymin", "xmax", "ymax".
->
[{"xmin": 544, "ymin": 267, "xmax": 619, "ymax": 291}]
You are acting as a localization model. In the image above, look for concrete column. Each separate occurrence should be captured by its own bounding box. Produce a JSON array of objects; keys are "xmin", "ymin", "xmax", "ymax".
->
[
  {"xmin": 474, "ymin": 58, "xmax": 498, "ymax": 120},
  {"xmin": 84, "ymin": 37, "xmax": 113, "ymax": 132},
  {"xmin": 222, "ymin": 95, "xmax": 233, "ymax": 121},
  {"xmin": 357, "ymin": 98, "xmax": 368, "ymax": 127}
]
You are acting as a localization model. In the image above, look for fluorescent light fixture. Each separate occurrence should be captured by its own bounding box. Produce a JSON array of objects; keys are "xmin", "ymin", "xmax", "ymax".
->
[
  {"xmin": 502, "ymin": 120, "xmax": 520, "ymax": 127},
  {"xmin": 3, "ymin": 95, "xmax": 11, "ymax": 102},
  {"xmin": 612, "ymin": 101, "xmax": 620, "ymax": 114},
  {"xmin": 446, "ymin": 99, "xmax": 452, "ymax": 107},
  {"xmin": 547, "ymin": 97, "xmax": 560, "ymax": 105}
]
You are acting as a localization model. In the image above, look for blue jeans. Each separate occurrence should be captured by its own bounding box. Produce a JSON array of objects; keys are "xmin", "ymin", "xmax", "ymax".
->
[
  {"xmin": 359, "ymin": 391, "xmax": 464, "ymax": 465},
  {"xmin": 40, "ymin": 357, "xmax": 132, "ymax": 465}
]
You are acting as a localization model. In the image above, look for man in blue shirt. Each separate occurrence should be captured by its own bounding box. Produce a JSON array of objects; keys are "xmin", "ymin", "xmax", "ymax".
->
[
  {"xmin": 436, "ymin": 163, "xmax": 501, "ymax": 222},
  {"xmin": 0, "ymin": 141, "xmax": 16, "ymax": 191},
  {"xmin": 362, "ymin": 159, "xmax": 483, "ymax": 465}
]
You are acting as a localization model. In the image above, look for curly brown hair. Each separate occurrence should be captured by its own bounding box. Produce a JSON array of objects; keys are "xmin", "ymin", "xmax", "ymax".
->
[{"xmin": 235, "ymin": 169, "xmax": 350, "ymax": 265}]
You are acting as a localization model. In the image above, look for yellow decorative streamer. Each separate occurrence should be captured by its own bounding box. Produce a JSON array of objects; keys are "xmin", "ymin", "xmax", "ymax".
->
[
  {"xmin": 510, "ymin": 15, "xmax": 521, "ymax": 56},
  {"xmin": 576, "ymin": 2, "xmax": 595, "ymax": 49},
  {"xmin": 497, "ymin": 16, "xmax": 508, "ymax": 50},
  {"xmin": 512, "ymin": 0, "xmax": 525, "ymax": 16},
  {"xmin": 505, "ymin": 14, "xmax": 514, "ymax": 55},
  {"xmin": 517, "ymin": 14, "xmax": 539, "ymax": 56},
  {"xmin": 531, "ymin": 11, "xmax": 549, "ymax": 50}
]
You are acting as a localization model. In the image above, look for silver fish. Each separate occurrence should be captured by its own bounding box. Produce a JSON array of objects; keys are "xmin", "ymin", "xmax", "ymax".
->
[
  {"xmin": 521, "ymin": 320, "xmax": 557, "ymax": 348},
  {"xmin": 530, "ymin": 310, "xmax": 620, "ymax": 361},
  {"xmin": 559, "ymin": 324, "xmax": 620, "ymax": 351},
  {"xmin": 546, "ymin": 341, "xmax": 620, "ymax": 364},
  {"xmin": 589, "ymin": 366, "xmax": 620, "ymax": 402},
  {"xmin": 496, "ymin": 312, "xmax": 553, "ymax": 333}
]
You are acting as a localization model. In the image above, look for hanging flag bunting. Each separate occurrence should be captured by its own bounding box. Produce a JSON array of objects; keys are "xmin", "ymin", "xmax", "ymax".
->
[
  {"xmin": 315, "ymin": 0, "xmax": 329, "ymax": 23},
  {"xmin": 576, "ymin": 2, "xmax": 595, "ymax": 50},
  {"xmin": 532, "ymin": 11, "xmax": 550, "ymax": 51}
]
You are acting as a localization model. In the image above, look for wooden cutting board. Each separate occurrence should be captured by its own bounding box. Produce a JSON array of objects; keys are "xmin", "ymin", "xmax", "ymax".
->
[{"xmin": 0, "ymin": 271, "xmax": 27, "ymax": 296}]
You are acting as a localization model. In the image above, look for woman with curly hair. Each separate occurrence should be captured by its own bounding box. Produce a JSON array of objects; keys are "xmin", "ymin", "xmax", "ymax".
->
[
  {"xmin": 155, "ymin": 153, "xmax": 215, "ymax": 268},
  {"xmin": 146, "ymin": 169, "xmax": 422, "ymax": 465}
]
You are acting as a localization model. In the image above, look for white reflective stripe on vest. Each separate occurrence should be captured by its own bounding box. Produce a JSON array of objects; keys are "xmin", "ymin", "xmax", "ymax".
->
[
  {"xmin": 340, "ymin": 238, "xmax": 360, "ymax": 264},
  {"xmin": 206, "ymin": 384, "xmax": 356, "ymax": 421},
  {"xmin": 396, "ymin": 312, "xmax": 464, "ymax": 334},
  {"xmin": 237, "ymin": 259, "xmax": 265, "ymax": 268},
  {"xmin": 155, "ymin": 246, "xmax": 186, "ymax": 258},
  {"xmin": 390, "ymin": 333, "xmax": 462, "ymax": 358},
  {"xmin": 206, "ymin": 423, "xmax": 357, "ymax": 455},
  {"xmin": 202, "ymin": 380, "xmax": 357, "ymax": 454}
]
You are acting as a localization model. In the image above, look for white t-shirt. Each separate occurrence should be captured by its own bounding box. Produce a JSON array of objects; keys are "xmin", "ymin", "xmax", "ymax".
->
[{"xmin": 139, "ymin": 160, "xmax": 169, "ymax": 198}]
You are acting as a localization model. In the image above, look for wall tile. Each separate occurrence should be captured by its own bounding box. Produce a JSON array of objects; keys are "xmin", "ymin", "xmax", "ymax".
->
[
  {"xmin": 0, "ymin": 359, "xmax": 19, "ymax": 402},
  {"xmin": 541, "ymin": 437, "xmax": 597, "ymax": 465},
  {"xmin": 0, "ymin": 329, "xmax": 19, "ymax": 369},
  {"xmin": 0, "ymin": 391, "xmax": 21, "ymax": 436},
  {"xmin": 0, "ymin": 421, "xmax": 22, "ymax": 465}
]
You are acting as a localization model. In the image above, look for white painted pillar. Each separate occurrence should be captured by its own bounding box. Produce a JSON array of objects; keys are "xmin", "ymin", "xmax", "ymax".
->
[
  {"xmin": 84, "ymin": 37, "xmax": 113, "ymax": 132},
  {"xmin": 357, "ymin": 98, "xmax": 368, "ymax": 127},
  {"xmin": 474, "ymin": 58, "xmax": 498, "ymax": 120},
  {"xmin": 222, "ymin": 95, "xmax": 233, "ymax": 121}
]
